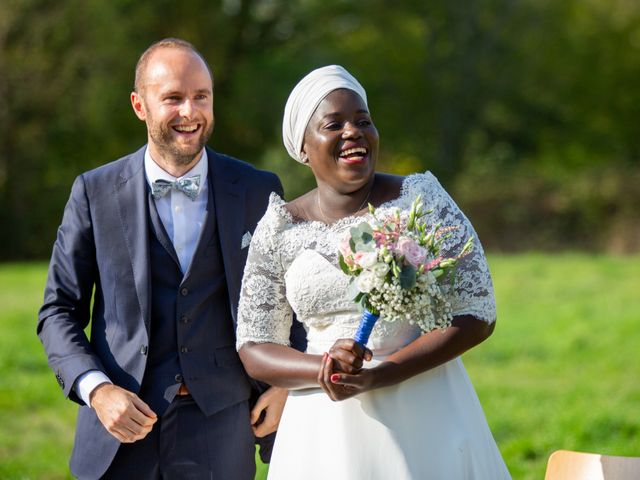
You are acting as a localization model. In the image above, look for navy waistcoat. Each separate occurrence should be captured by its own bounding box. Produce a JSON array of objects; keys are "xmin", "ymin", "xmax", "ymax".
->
[{"xmin": 140, "ymin": 180, "xmax": 251, "ymax": 417}]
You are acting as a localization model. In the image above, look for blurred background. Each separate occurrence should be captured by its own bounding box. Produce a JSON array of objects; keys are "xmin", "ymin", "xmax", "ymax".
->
[
  {"xmin": 0, "ymin": 0, "xmax": 638, "ymax": 479},
  {"xmin": 2, "ymin": 0, "xmax": 639, "ymax": 258}
]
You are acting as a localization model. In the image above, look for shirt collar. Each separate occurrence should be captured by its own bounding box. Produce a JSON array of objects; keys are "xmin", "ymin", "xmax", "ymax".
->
[{"xmin": 144, "ymin": 147, "xmax": 208, "ymax": 194}]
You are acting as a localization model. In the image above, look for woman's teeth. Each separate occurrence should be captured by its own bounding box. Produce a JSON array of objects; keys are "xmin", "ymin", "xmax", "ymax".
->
[{"xmin": 340, "ymin": 147, "xmax": 367, "ymax": 157}]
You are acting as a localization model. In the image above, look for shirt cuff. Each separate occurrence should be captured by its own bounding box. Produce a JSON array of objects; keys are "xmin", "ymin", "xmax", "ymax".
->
[{"xmin": 76, "ymin": 370, "xmax": 112, "ymax": 407}]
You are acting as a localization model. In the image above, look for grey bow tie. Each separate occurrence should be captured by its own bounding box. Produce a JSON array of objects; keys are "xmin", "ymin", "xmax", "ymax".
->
[{"xmin": 151, "ymin": 175, "xmax": 201, "ymax": 201}]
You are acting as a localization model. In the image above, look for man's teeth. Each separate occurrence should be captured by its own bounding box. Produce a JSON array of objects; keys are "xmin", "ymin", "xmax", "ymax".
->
[
  {"xmin": 340, "ymin": 147, "xmax": 367, "ymax": 157},
  {"xmin": 174, "ymin": 125, "xmax": 198, "ymax": 133}
]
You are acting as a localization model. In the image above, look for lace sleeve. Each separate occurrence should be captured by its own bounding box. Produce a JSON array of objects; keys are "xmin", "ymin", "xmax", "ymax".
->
[
  {"xmin": 409, "ymin": 173, "xmax": 497, "ymax": 324},
  {"xmin": 236, "ymin": 194, "xmax": 295, "ymax": 350}
]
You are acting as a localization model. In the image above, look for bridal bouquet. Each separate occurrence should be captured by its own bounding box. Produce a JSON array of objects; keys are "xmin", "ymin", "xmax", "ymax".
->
[{"xmin": 338, "ymin": 196, "xmax": 474, "ymax": 346}]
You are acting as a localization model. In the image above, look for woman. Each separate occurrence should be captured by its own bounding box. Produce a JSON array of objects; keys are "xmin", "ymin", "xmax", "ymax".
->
[{"xmin": 236, "ymin": 65, "xmax": 510, "ymax": 479}]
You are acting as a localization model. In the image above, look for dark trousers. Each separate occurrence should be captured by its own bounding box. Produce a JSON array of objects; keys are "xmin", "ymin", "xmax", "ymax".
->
[{"xmin": 102, "ymin": 397, "xmax": 255, "ymax": 480}]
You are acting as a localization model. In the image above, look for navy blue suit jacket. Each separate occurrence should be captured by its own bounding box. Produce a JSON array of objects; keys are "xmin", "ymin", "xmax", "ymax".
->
[{"xmin": 37, "ymin": 146, "xmax": 299, "ymax": 476}]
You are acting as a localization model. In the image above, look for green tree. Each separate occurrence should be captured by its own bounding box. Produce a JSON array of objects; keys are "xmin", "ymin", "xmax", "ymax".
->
[{"xmin": 1, "ymin": 0, "xmax": 639, "ymax": 258}]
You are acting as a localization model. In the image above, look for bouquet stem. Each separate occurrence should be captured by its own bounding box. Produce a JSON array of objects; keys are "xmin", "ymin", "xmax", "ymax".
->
[{"xmin": 353, "ymin": 309, "xmax": 380, "ymax": 347}]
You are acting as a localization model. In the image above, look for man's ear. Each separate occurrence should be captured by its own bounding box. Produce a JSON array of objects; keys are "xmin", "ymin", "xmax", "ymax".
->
[{"xmin": 131, "ymin": 91, "xmax": 146, "ymax": 121}]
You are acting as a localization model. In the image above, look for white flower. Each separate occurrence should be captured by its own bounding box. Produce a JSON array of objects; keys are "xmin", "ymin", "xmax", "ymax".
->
[
  {"xmin": 354, "ymin": 251, "xmax": 378, "ymax": 269},
  {"xmin": 370, "ymin": 262, "xmax": 390, "ymax": 278},
  {"xmin": 356, "ymin": 270, "xmax": 378, "ymax": 293},
  {"xmin": 423, "ymin": 271, "xmax": 436, "ymax": 285}
]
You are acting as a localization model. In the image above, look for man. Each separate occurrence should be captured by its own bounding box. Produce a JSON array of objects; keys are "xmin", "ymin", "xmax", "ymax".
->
[{"xmin": 38, "ymin": 38, "xmax": 301, "ymax": 479}]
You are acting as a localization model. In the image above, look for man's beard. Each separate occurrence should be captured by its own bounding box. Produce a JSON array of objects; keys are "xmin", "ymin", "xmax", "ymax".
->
[{"xmin": 148, "ymin": 120, "xmax": 214, "ymax": 166}]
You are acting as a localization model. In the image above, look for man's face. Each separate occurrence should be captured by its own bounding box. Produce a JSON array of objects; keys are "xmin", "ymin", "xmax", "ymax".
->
[{"xmin": 131, "ymin": 47, "xmax": 214, "ymax": 167}]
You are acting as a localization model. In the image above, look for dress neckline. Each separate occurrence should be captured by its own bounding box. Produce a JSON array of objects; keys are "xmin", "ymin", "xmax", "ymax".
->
[{"xmin": 268, "ymin": 172, "xmax": 431, "ymax": 230}]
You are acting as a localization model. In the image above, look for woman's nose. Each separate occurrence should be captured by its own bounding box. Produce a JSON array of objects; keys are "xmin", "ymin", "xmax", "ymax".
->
[{"xmin": 342, "ymin": 121, "xmax": 362, "ymax": 139}]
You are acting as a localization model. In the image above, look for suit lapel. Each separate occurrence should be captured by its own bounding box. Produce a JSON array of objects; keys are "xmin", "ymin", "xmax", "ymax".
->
[
  {"xmin": 208, "ymin": 149, "xmax": 246, "ymax": 319},
  {"xmin": 115, "ymin": 147, "xmax": 151, "ymax": 331}
]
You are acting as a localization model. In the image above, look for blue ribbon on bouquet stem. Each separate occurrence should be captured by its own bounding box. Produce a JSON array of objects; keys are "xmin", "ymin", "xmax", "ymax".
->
[{"xmin": 353, "ymin": 309, "xmax": 380, "ymax": 348}]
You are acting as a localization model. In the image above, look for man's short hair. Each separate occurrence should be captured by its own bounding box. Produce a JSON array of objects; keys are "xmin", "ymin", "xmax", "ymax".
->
[{"xmin": 134, "ymin": 38, "xmax": 212, "ymax": 92}]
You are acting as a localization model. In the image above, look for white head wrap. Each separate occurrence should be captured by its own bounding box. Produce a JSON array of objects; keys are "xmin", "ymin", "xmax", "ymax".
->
[{"xmin": 282, "ymin": 65, "xmax": 368, "ymax": 163}]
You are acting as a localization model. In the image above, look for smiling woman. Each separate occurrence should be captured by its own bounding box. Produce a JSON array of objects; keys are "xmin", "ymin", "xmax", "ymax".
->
[
  {"xmin": 235, "ymin": 65, "xmax": 511, "ymax": 479},
  {"xmin": 302, "ymin": 88, "xmax": 379, "ymax": 222}
]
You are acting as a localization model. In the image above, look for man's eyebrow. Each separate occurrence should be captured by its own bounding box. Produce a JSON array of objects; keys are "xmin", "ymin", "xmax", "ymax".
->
[
  {"xmin": 158, "ymin": 89, "xmax": 181, "ymax": 97},
  {"xmin": 158, "ymin": 88, "xmax": 212, "ymax": 96}
]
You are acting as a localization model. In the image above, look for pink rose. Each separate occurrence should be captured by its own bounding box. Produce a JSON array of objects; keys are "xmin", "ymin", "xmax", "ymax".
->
[
  {"xmin": 340, "ymin": 237, "xmax": 355, "ymax": 267},
  {"xmin": 397, "ymin": 237, "xmax": 427, "ymax": 268}
]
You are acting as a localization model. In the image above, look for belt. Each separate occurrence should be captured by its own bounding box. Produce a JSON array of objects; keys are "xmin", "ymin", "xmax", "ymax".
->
[{"xmin": 176, "ymin": 383, "xmax": 190, "ymax": 396}]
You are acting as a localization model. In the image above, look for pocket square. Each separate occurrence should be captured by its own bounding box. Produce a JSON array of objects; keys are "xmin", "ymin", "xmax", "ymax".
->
[{"xmin": 241, "ymin": 231, "xmax": 252, "ymax": 249}]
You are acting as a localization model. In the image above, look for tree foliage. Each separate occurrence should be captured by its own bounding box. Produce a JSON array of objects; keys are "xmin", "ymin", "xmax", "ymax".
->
[{"xmin": 1, "ymin": 0, "xmax": 639, "ymax": 258}]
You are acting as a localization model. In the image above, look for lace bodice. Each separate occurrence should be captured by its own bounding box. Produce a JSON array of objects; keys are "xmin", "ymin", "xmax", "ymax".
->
[{"xmin": 236, "ymin": 172, "xmax": 496, "ymax": 356}]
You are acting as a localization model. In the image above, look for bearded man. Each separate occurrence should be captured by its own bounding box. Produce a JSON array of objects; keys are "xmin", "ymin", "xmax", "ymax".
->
[{"xmin": 38, "ymin": 38, "xmax": 302, "ymax": 479}]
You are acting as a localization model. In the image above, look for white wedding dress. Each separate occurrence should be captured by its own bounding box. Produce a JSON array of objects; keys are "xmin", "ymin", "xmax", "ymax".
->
[{"xmin": 237, "ymin": 172, "xmax": 511, "ymax": 480}]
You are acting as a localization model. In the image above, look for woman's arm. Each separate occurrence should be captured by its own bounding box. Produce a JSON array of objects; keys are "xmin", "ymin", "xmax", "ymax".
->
[
  {"xmin": 373, "ymin": 314, "xmax": 494, "ymax": 387},
  {"xmin": 239, "ymin": 339, "xmax": 371, "ymax": 390},
  {"xmin": 319, "ymin": 315, "xmax": 495, "ymax": 401},
  {"xmin": 241, "ymin": 313, "xmax": 494, "ymax": 397},
  {"xmin": 239, "ymin": 344, "xmax": 321, "ymax": 389}
]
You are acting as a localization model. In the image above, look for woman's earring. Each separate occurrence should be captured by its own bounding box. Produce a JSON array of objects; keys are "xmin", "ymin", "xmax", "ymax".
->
[{"xmin": 301, "ymin": 155, "xmax": 309, "ymax": 164}]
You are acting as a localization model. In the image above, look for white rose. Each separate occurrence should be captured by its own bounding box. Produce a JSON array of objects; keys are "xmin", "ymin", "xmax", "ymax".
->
[
  {"xmin": 356, "ymin": 270, "xmax": 378, "ymax": 293},
  {"xmin": 355, "ymin": 251, "xmax": 378, "ymax": 269},
  {"xmin": 371, "ymin": 262, "xmax": 390, "ymax": 278}
]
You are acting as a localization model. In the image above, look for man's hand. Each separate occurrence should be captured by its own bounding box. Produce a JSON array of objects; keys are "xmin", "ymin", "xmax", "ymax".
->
[
  {"xmin": 250, "ymin": 386, "xmax": 288, "ymax": 438},
  {"xmin": 90, "ymin": 383, "xmax": 157, "ymax": 443}
]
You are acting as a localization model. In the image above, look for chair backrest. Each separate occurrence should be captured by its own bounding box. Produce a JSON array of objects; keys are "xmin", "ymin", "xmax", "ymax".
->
[{"xmin": 545, "ymin": 450, "xmax": 640, "ymax": 480}]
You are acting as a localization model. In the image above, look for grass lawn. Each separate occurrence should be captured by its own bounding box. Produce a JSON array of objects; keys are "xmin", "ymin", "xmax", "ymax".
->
[
  {"xmin": 1, "ymin": 254, "xmax": 638, "ymax": 479},
  {"xmin": 467, "ymin": 253, "xmax": 640, "ymax": 479}
]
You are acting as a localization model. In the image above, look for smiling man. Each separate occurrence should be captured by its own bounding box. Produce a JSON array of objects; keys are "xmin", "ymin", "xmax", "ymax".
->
[
  {"xmin": 37, "ymin": 38, "xmax": 302, "ymax": 479},
  {"xmin": 131, "ymin": 43, "xmax": 214, "ymax": 175}
]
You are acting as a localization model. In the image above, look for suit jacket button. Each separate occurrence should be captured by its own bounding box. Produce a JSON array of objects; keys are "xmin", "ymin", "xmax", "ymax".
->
[
  {"xmin": 180, "ymin": 315, "xmax": 189, "ymax": 324},
  {"xmin": 180, "ymin": 346, "xmax": 189, "ymax": 354},
  {"xmin": 175, "ymin": 374, "xmax": 183, "ymax": 383},
  {"xmin": 180, "ymin": 288, "xmax": 189, "ymax": 296},
  {"xmin": 140, "ymin": 345, "xmax": 148, "ymax": 355}
]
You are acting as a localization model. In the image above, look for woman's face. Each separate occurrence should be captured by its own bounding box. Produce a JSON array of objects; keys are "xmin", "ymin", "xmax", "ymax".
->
[{"xmin": 302, "ymin": 88, "xmax": 379, "ymax": 193}]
